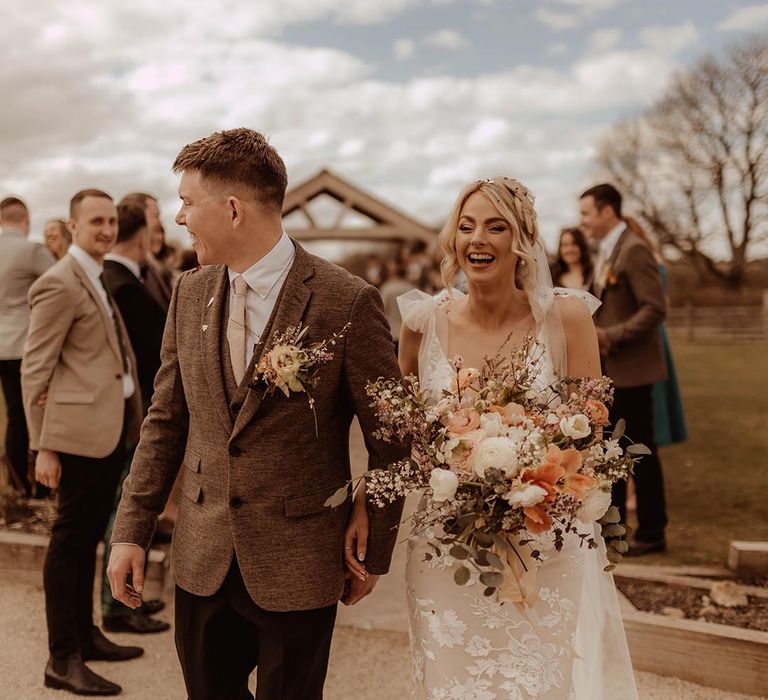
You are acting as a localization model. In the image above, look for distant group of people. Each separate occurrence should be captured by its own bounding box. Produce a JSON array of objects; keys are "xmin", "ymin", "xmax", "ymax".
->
[{"xmin": 0, "ymin": 191, "xmax": 188, "ymax": 696}]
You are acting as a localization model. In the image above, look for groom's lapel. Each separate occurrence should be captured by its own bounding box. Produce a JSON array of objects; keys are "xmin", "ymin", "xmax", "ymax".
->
[
  {"xmin": 231, "ymin": 243, "xmax": 314, "ymax": 441},
  {"xmin": 200, "ymin": 267, "xmax": 235, "ymax": 433}
]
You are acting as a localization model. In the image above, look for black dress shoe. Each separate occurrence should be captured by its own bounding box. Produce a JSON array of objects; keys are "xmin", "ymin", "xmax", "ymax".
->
[
  {"xmin": 626, "ymin": 538, "xmax": 667, "ymax": 557},
  {"xmin": 138, "ymin": 599, "xmax": 165, "ymax": 615},
  {"xmin": 103, "ymin": 612, "xmax": 171, "ymax": 634},
  {"xmin": 81, "ymin": 626, "xmax": 143, "ymax": 662},
  {"xmin": 44, "ymin": 653, "xmax": 121, "ymax": 696}
]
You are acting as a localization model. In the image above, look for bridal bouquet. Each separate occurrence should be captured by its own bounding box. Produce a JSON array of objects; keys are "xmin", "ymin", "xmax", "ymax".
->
[{"xmin": 330, "ymin": 339, "xmax": 647, "ymax": 605}]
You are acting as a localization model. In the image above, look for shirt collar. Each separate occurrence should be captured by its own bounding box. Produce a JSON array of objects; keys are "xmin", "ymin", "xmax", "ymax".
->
[
  {"xmin": 105, "ymin": 253, "xmax": 142, "ymax": 280},
  {"xmin": 0, "ymin": 227, "xmax": 25, "ymax": 238},
  {"xmin": 227, "ymin": 232, "xmax": 295, "ymax": 300},
  {"xmin": 68, "ymin": 244, "xmax": 104, "ymax": 279},
  {"xmin": 599, "ymin": 222, "xmax": 627, "ymax": 260}
]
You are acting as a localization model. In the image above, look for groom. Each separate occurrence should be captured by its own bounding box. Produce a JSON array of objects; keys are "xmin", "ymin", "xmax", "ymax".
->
[{"xmin": 108, "ymin": 128, "xmax": 405, "ymax": 699}]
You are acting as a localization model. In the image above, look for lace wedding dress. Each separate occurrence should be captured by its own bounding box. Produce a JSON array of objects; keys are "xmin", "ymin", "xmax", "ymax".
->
[{"xmin": 398, "ymin": 288, "xmax": 638, "ymax": 700}]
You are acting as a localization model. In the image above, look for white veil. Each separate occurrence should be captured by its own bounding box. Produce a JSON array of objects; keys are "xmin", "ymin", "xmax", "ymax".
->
[{"xmin": 527, "ymin": 240, "xmax": 639, "ymax": 699}]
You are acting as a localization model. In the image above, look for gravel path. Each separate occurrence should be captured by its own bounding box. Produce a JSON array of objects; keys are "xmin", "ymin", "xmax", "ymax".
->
[{"xmin": 1, "ymin": 575, "xmax": 764, "ymax": 700}]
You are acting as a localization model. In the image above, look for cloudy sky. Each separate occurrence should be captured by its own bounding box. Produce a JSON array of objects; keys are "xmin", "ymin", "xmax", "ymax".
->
[{"xmin": 2, "ymin": 0, "xmax": 766, "ymax": 252}]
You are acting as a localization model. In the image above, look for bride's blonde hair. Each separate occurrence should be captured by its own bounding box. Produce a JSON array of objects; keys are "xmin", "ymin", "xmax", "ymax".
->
[{"xmin": 439, "ymin": 177, "xmax": 540, "ymax": 293}]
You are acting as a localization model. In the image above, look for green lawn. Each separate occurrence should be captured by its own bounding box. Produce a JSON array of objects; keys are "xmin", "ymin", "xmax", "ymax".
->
[
  {"xmin": 1, "ymin": 340, "xmax": 767, "ymax": 567},
  {"xmin": 632, "ymin": 339, "xmax": 768, "ymax": 567}
]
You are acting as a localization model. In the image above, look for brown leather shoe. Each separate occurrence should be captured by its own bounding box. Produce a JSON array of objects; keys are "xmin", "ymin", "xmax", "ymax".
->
[{"xmin": 44, "ymin": 653, "xmax": 121, "ymax": 696}]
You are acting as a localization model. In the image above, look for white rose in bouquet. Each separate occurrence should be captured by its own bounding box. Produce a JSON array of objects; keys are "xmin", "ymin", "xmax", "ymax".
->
[
  {"xmin": 474, "ymin": 437, "xmax": 520, "ymax": 478},
  {"xmin": 576, "ymin": 488, "xmax": 612, "ymax": 523},
  {"xmin": 503, "ymin": 483, "xmax": 548, "ymax": 508},
  {"xmin": 429, "ymin": 468, "xmax": 459, "ymax": 502},
  {"xmin": 560, "ymin": 414, "xmax": 591, "ymax": 440},
  {"xmin": 480, "ymin": 411, "xmax": 503, "ymax": 438}
]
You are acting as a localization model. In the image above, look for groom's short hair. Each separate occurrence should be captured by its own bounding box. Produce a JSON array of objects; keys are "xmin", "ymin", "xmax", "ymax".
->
[
  {"xmin": 580, "ymin": 183, "xmax": 622, "ymax": 218},
  {"xmin": 173, "ymin": 128, "xmax": 288, "ymax": 214}
]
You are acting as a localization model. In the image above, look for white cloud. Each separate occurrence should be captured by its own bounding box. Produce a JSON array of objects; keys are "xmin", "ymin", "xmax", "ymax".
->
[
  {"xmin": 0, "ymin": 0, "xmax": 691, "ymax": 253},
  {"xmin": 718, "ymin": 4, "xmax": 768, "ymax": 31},
  {"xmin": 553, "ymin": 0, "xmax": 624, "ymax": 9},
  {"xmin": 536, "ymin": 0, "xmax": 625, "ymax": 31},
  {"xmin": 393, "ymin": 38, "xmax": 416, "ymax": 60},
  {"xmin": 640, "ymin": 22, "xmax": 699, "ymax": 56},
  {"xmin": 548, "ymin": 42, "xmax": 568, "ymax": 56},
  {"xmin": 588, "ymin": 28, "xmax": 623, "ymax": 52},
  {"xmin": 535, "ymin": 9, "xmax": 580, "ymax": 31},
  {"xmin": 424, "ymin": 29, "xmax": 471, "ymax": 50}
]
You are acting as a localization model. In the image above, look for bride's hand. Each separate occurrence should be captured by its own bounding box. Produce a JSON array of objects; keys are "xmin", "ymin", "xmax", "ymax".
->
[{"xmin": 344, "ymin": 484, "xmax": 369, "ymax": 581}]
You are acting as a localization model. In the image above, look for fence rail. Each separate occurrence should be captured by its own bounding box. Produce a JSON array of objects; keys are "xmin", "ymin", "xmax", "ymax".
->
[{"xmin": 666, "ymin": 304, "xmax": 766, "ymax": 342}]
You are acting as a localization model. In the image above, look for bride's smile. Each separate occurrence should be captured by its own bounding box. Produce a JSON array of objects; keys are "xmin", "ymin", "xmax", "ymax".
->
[{"xmin": 455, "ymin": 191, "xmax": 518, "ymax": 284}]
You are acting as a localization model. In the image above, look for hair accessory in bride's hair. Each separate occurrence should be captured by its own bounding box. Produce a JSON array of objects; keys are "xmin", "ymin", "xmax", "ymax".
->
[
  {"xmin": 476, "ymin": 177, "xmax": 494, "ymax": 185},
  {"xmin": 502, "ymin": 177, "xmax": 536, "ymax": 205}
]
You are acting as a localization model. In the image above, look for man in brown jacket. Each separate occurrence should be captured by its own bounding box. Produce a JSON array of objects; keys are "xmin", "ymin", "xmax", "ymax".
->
[
  {"xmin": 108, "ymin": 129, "xmax": 405, "ymax": 700},
  {"xmin": 581, "ymin": 183, "xmax": 668, "ymax": 556},
  {"xmin": 22, "ymin": 189, "xmax": 144, "ymax": 696}
]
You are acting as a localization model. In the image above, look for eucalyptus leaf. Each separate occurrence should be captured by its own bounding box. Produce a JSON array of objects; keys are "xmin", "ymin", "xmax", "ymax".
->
[
  {"xmin": 627, "ymin": 443, "xmax": 651, "ymax": 456},
  {"xmin": 602, "ymin": 524, "xmax": 626, "ymax": 538},
  {"xmin": 475, "ymin": 550, "xmax": 490, "ymax": 567},
  {"xmin": 450, "ymin": 544, "xmax": 470, "ymax": 560},
  {"xmin": 474, "ymin": 531, "xmax": 493, "ymax": 547},
  {"xmin": 483, "ymin": 587, "xmax": 496, "ymax": 597},
  {"xmin": 486, "ymin": 552, "xmax": 504, "ymax": 570},
  {"xmin": 480, "ymin": 572, "xmax": 504, "ymax": 587},
  {"xmin": 324, "ymin": 485, "xmax": 350, "ymax": 508},
  {"xmin": 613, "ymin": 540, "xmax": 629, "ymax": 554},
  {"xmin": 600, "ymin": 506, "xmax": 621, "ymax": 524},
  {"xmin": 454, "ymin": 566, "xmax": 471, "ymax": 586},
  {"xmin": 612, "ymin": 418, "xmax": 626, "ymax": 441}
]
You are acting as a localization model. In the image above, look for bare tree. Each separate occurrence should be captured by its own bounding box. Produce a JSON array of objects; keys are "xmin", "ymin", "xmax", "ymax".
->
[{"xmin": 598, "ymin": 35, "xmax": 768, "ymax": 287}]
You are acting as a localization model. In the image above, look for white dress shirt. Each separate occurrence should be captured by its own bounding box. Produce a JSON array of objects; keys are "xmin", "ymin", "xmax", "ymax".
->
[
  {"xmin": 105, "ymin": 252, "xmax": 142, "ymax": 280},
  {"xmin": 595, "ymin": 222, "xmax": 627, "ymax": 273},
  {"xmin": 68, "ymin": 245, "xmax": 135, "ymax": 400},
  {"xmin": 227, "ymin": 232, "xmax": 296, "ymax": 368}
]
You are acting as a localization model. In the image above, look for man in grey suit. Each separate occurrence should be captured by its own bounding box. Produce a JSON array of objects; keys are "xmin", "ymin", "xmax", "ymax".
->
[{"xmin": 0, "ymin": 196, "xmax": 54, "ymax": 495}]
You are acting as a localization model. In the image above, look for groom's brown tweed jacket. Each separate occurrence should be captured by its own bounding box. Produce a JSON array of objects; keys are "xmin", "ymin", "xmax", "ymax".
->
[{"xmin": 111, "ymin": 242, "xmax": 406, "ymax": 611}]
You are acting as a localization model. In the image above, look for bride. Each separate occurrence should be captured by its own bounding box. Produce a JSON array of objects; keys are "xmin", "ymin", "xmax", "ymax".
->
[{"xmin": 345, "ymin": 177, "xmax": 638, "ymax": 699}]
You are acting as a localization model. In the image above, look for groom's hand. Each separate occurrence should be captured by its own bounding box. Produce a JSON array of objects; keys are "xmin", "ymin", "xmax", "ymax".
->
[
  {"xmin": 107, "ymin": 544, "xmax": 146, "ymax": 609},
  {"xmin": 341, "ymin": 570, "xmax": 379, "ymax": 606}
]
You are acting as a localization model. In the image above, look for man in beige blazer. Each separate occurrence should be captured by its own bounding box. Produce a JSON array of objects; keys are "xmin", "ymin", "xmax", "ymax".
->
[
  {"xmin": 22, "ymin": 189, "xmax": 143, "ymax": 697},
  {"xmin": 108, "ymin": 129, "xmax": 406, "ymax": 700},
  {"xmin": 581, "ymin": 183, "xmax": 668, "ymax": 557},
  {"xmin": 0, "ymin": 196, "xmax": 54, "ymax": 495}
]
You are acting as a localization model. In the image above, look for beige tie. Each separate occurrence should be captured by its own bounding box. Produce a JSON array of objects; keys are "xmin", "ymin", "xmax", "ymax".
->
[{"xmin": 227, "ymin": 275, "xmax": 248, "ymax": 385}]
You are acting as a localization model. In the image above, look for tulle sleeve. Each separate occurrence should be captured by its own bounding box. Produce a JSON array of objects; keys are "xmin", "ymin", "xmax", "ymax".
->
[
  {"xmin": 553, "ymin": 287, "xmax": 601, "ymax": 316},
  {"xmin": 397, "ymin": 289, "xmax": 440, "ymax": 334}
]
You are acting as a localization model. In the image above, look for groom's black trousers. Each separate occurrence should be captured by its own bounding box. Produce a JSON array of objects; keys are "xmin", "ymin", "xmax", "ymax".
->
[
  {"xmin": 175, "ymin": 557, "xmax": 337, "ymax": 700},
  {"xmin": 609, "ymin": 384, "xmax": 668, "ymax": 542}
]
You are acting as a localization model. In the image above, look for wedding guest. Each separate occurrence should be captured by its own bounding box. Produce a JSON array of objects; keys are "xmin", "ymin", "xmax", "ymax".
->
[
  {"xmin": 22, "ymin": 189, "xmax": 144, "ymax": 695},
  {"xmin": 379, "ymin": 259, "xmax": 416, "ymax": 353},
  {"xmin": 552, "ymin": 227, "xmax": 593, "ymax": 290},
  {"xmin": 119, "ymin": 193, "xmax": 173, "ymax": 312},
  {"xmin": 580, "ymin": 183, "xmax": 668, "ymax": 557},
  {"xmin": 100, "ymin": 202, "xmax": 170, "ymax": 635},
  {"xmin": 177, "ymin": 248, "xmax": 199, "ymax": 273},
  {"xmin": 623, "ymin": 216, "xmax": 687, "ymax": 448},
  {"xmin": 0, "ymin": 197, "xmax": 54, "ymax": 496},
  {"xmin": 365, "ymin": 254, "xmax": 384, "ymax": 287},
  {"xmin": 43, "ymin": 218, "xmax": 72, "ymax": 260}
]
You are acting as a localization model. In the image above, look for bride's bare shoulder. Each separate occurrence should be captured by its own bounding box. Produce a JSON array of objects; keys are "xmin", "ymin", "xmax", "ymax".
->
[{"xmin": 554, "ymin": 294, "xmax": 594, "ymax": 331}]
